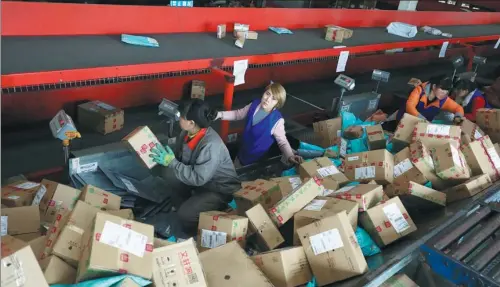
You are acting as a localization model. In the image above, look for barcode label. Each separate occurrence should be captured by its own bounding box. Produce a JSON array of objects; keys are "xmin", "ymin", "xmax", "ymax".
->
[
  {"xmin": 394, "ymin": 158, "xmax": 413, "ymax": 178},
  {"xmin": 450, "ymin": 146, "xmax": 463, "ymax": 168},
  {"xmin": 383, "ymin": 203, "xmax": 410, "ymax": 233},
  {"xmin": 304, "ymin": 199, "xmax": 327, "ymax": 211},
  {"xmin": 487, "ymin": 147, "xmax": 500, "ymax": 169},
  {"xmin": 32, "ymin": 185, "xmax": 47, "ymax": 206},
  {"xmin": 99, "ymin": 221, "xmax": 148, "ymax": 257},
  {"xmin": 355, "ymin": 166, "xmax": 376, "ymax": 179},
  {"xmin": 317, "ymin": 166, "xmax": 339, "ymax": 177},
  {"xmin": 188, "ymin": 273, "xmax": 199, "ymax": 284},
  {"xmin": 426, "ymin": 124, "xmax": 450, "ymax": 136},
  {"xmin": 340, "ymin": 138, "xmax": 347, "ymax": 157},
  {"xmin": 120, "ymin": 178, "xmax": 139, "ymax": 194},
  {"xmin": 1, "ymin": 216, "xmax": 8, "ymax": 236},
  {"xmin": 288, "ymin": 177, "xmax": 302, "ymax": 189},
  {"xmin": 309, "ymin": 228, "xmax": 344, "ymax": 256},
  {"xmin": 79, "ymin": 162, "xmax": 98, "ymax": 173},
  {"xmin": 347, "ymin": 156, "xmax": 359, "ymax": 161},
  {"xmin": 201, "ymin": 229, "xmax": 227, "ymax": 249},
  {"xmin": 14, "ymin": 182, "xmax": 40, "ymax": 189}
]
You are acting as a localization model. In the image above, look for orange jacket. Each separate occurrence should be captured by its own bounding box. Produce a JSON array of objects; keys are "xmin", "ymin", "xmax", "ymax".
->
[{"xmin": 406, "ymin": 83, "xmax": 464, "ymax": 117}]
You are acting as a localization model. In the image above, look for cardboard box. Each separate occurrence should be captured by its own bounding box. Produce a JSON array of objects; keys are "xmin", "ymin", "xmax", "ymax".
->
[
  {"xmin": 14, "ymin": 232, "xmax": 42, "ymax": 243},
  {"xmin": 381, "ymin": 274, "xmax": 419, "ymax": 287},
  {"xmin": 329, "ymin": 184, "xmax": 384, "ymax": 212},
  {"xmin": 409, "ymin": 140, "xmax": 447, "ymax": 190},
  {"xmin": 41, "ymin": 207, "xmax": 71, "ymax": 260},
  {"xmin": 26, "ymin": 235, "xmax": 47, "ymax": 261},
  {"xmin": 359, "ymin": 197, "xmax": 417, "ymax": 247},
  {"xmin": 298, "ymin": 157, "xmax": 349, "ymax": 192},
  {"xmin": 324, "ymin": 25, "xmax": 354, "ymax": 43},
  {"xmin": 400, "ymin": 182, "xmax": 447, "ymax": 208},
  {"xmin": 191, "ymin": 80, "xmax": 206, "ymax": 100},
  {"xmin": 365, "ymin": 125, "xmax": 386, "ymax": 150},
  {"xmin": 344, "ymin": 126, "xmax": 364, "ymax": 139},
  {"xmin": 270, "ymin": 176, "xmax": 302, "ymax": 197},
  {"xmin": 233, "ymin": 23, "xmax": 250, "ymax": 36},
  {"xmin": 1, "ymin": 180, "xmax": 42, "ymax": 207},
  {"xmin": 1, "ymin": 206, "xmax": 40, "ymax": 236},
  {"xmin": 199, "ymin": 241, "xmax": 274, "ymax": 287},
  {"xmin": 460, "ymin": 118, "xmax": 485, "ymax": 144},
  {"xmin": 197, "ymin": 211, "xmax": 248, "ymax": 252},
  {"xmin": 324, "ymin": 149, "xmax": 338, "ymax": 158},
  {"xmin": 78, "ymin": 101, "xmax": 124, "ymax": 135},
  {"xmin": 344, "ymin": 149, "xmax": 394, "ymax": 184},
  {"xmin": 460, "ymin": 135, "xmax": 500, "ymax": 182},
  {"xmin": 269, "ymin": 178, "xmax": 324, "ymax": 226},
  {"xmin": 297, "ymin": 211, "xmax": 368, "ymax": 286},
  {"xmin": 445, "ymin": 174, "xmax": 492, "ymax": 203},
  {"xmin": 386, "ymin": 147, "xmax": 427, "ymax": 197},
  {"xmin": 80, "ymin": 184, "xmax": 121, "ymax": 211},
  {"xmin": 252, "ymin": 247, "xmax": 312, "ymax": 287},
  {"xmin": 107, "ymin": 209, "xmax": 135, "ymax": 220},
  {"xmin": 430, "ymin": 143, "xmax": 470, "ymax": 180},
  {"xmin": 476, "ymin": 108, "xmax": 500, "ymax": 143},
  {"xmin": 76, "ymin": 213, "xmax": 154, "ymax": 282},
  {"xmin": 154, "ymin": 237, "xmax": 175, "ymax": 248},
  {"xmin": 235, "ymin": 30, "xmax": 258, "ymax": 40},
  {"xmin": 313, "ymin": 117, "xmax": 342, "ymax": 148},
  {"xmin": 234, "ymin": 179, "xmax": 282, "ymax": 216},
  {"xmin": 246, "ymin": 204, "xmax": 284, "ymax": 251},
  {"xmin": 122, "ymin": 126, "xmax": 162, "ymax": 169},
  {"xmin": 293, "ymin": 197, "xmax": 358, "ymax": 245},
  {"xmin": 152, "ymin": 238, "xmax": 208, "ymax": 287},
  {"xmin": 217, "ymin": 24, "xmax": 226, "ymax": 39},
  {"xmin": 39, "ymin": 255, "xmax": 76, "ymax": 285},
  {"xmin": 36, "ymin": 179, "xmax": 82, "ymax": 224},
  {"xmin": 392, "ymin": 113, "xmax": 425, "ymax": 152},
  {"xmin": 1, "ymin": 235, "xmax": 49, "ymax": 287},
  {"xmin": 495, "ymin": 143, "xmax": 500, "ymax": 155},
  {"xmin": 413, "ymin": 122, "xmax": 461, "ymax": 149}
]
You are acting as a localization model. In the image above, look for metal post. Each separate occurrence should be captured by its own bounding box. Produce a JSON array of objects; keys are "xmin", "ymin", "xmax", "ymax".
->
[
  {"xmin": 331, "ymin": 88, "xmax": 346, "ymax": 116},
  {"xmin": 211, "ymin": 67, "xmax": 236, "ymax": 143},
  {"xmin": 375, "ymin": 80, "xmax": 381, "ymax": 93}
]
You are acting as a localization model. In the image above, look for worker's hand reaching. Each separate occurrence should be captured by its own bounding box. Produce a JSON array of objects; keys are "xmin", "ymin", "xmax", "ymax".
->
[
  {"xmin": 453, "ymin": 116, "xmax": 464, "ymax": 125},
  {"xmin": 288, "ymin": 155, "xmax": 304, "ymax": 165},
  {"xmin": 150, "ymin": 143, "xmax": 175, "ymax": 167}
]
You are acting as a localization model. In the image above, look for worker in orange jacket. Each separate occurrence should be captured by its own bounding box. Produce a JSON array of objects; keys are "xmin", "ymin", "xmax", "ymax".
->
[{"xmin": 396, "ymin": 75, "xmax": 464, "ymax": 122}]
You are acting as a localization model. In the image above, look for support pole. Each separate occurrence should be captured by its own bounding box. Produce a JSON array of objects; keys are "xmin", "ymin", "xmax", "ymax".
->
[{"xmin": 211, "ymin": 67, "xmax": 235, "ymax": 143}]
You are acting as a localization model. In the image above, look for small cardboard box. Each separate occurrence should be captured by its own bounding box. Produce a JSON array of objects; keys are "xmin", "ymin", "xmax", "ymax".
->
[
  {"xmin": 344, "ymin": 126, "xmax": 364, "ymax": 139},
  {"xmin": 1, "ymin": 235, "xmax": 49, "ymax": 287},
  {"xmin": 246, "ymin": 204, "xmax": 284, "ymax": 251},
  {"xmin": 392, "ymin": 113, "xmax": 425, "ymax": 152},
  {"xmin": 234, "ymin": 179, "xmax": 282, "ymax": 216},
  {"xmin": 298, "ymin": 157, "xmax": 349, "ymax": 192},
  {"xmin": 413, "ymin": 122, "xmax": 461, "ymax": 149},
  {"xmin": 122, "ymin": 126, "xmax": 162, "ymax": 169},
  {"xmin": 324, "ymin": 25, "xmax": 353, "ymax": 43},
  {"xmin": 269, "ymin": 176, "xmax": 302, "ymax": 197},
  {"xmin": 39, "ymin": 255, "xmax": 77, "ymax": 285},
  {"xmin": 199, "ymin": 241, "xmax": 274, "ymax": 287},
  {"xmin": 445, "ymin": 174, "xmax": 492, "ymax": 203},
  {"xmin": 400, "ymin": 182, "xmax": 447, "ymax": 208},
  {"xmin": 252, "ymin": 247, "xmax": 312, "ymax": 287},
  {"xmin": 297, "ymin": 211, "xmax": 367, "ymax": 286},
  {"xmin": 36, "ymin": 179, "xmax": 82, "ymax": 224},
  {"xmin": 41, "ymin": 207, "xmax": 71, "ymax": 260},
  {"xmin": 460, "ymin": 118, "xmax": 485, "ymax": 144},
  {"xmin": 365, "ymin": 125, "xmax": 386, "ymax": 150},
  {"xmin": 386, "ymin": 147, "xmax": 427, "ymax": 197},
  {"xmin": 191, "ymin": 80, "xmax": 206, "ymax": 100},
  {"xmin": 344, "ymin": 149, "xmax": 394, "ymax": 184},
  {"xmin": 313, "ymin": 117, "xmax": 342, "ymax": 148},
  {"xmin": 409, "ymin": 140, "xmax": 447, "ymax": 190},
  {"xmin": 359, "ymin": 197, "xmax": 417, "ymax": 247},
  {"xmin": 152, "ymin": 238, "xmax": 208, "ymax": 287},
  {"xmin": 430, "ymin": 143, "xmax": 470, "ymax": 180},
  {"xmin": 233, "ymin": 23, "xmax": 250, "ymax": 36},
  {"xmin": 235, "ymin": 30, "xmax": 258, "ymax": 40},
  {"xmin": 460, "ymin": 135, "xmax": 500, "ymax": 181},
  {"xmin": 381, "ymin": 274, "xmax": 419, "ymax": 287},
  {"xmin": 76, "ymin": 213, "xmax": 154, "ymax": 282},
  {"xmin": 1, "ymin": 206, "xmax": 40, "ymax": 236},
  {"xmin": 329, "ymin": 184, "xmax": 384, "ymax": 212},
  {"xmin": 197, "ymin": 211, "xmax": 248, "ymax": 252},
  {"xmin": 1, "ymin": 180, "xmax": 41, "ymax": 207},
  {"xmin": 269, "ymin": 178, "xmax": 324, "ymax": 226},
  {"xmin": 80, "ymin": 184, "xmax": 121, "ymax": 211},
  {"xmin": 235, "ymin": 36, "xmax": 246, "ymax": 48},
  {"xmin": 476, "ymin": 108, "xmax": 500, "ymax": 143},
  {"xmin": 217, "ymin": 24, "xmax": 226, "ymax": 39},
  {"xmin": 293, "ymin": 196, "xmax": 358, "ymax": 245},
  {"xmin": 77, "ymin": 101, "xmax": 124, "ymax": 135}
]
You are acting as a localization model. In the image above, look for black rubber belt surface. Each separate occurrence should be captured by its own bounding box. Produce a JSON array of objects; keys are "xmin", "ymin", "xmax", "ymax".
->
[{"xmin": 2, "ymin": 24, "xmax": 499, "ymax": 74}]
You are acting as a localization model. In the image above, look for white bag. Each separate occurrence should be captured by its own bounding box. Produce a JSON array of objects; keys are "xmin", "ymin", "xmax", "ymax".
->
[{"xmin": 386, "ymin": 22, "xmax": 418, "ymax": 38}]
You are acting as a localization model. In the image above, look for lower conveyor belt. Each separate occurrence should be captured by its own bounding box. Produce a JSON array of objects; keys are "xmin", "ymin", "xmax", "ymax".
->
[{"xmin": 2, "ymin": 24, "xmax": 500, "ymax": 75}]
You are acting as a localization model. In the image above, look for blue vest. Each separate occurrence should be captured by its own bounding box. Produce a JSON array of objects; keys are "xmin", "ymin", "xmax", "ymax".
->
[
  {"xmin": 397, "ymin": 85, "xmax": 447, "ymax": 122},
  {"xmin": 464, "ymin": 89, "xmax": 491, "ymax": 114},
  {"xmin": 238, "ymin": 99, "xmax": 282, "ymax": 166}
]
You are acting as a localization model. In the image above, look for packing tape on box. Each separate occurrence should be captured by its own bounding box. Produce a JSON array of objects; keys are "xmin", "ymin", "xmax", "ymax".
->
[
  {"xmin": 477, "ymin": 137, "xmax": 500, "ymax": 179},
  {"xmin": 2, "ymin": 254, "xmax": 27, "ymax": 287},
  {"xmin": 41, "ymin": 205, "xmax": 70, "ymax": 259}
]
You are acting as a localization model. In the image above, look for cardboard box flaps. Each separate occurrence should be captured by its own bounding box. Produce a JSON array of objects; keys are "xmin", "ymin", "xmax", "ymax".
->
[
  {"xmin": 409, "ymin": 140, "xmax": 447, "ymax": 190},
  {"xmin": 430, "ymin": 143, "xmax": 470, "ymax": 181},
  {"xmin": 122, "ymin": 126, "xmax": 162, "ymax": 169},
  {"xmin": 36, "ymin": 179, "xmax": 82, "ymax": 224},
  {"xmin": 39, "ymin": 255, "xmax": 77, "ymax": 285},
  {"xmin": 246, "ymin": 204, "xmax": 284, "ymax": 251},
  {"xmin": 328, "ymin": 184, "xmax": 384, "ymax": 212},
  {"xmin": 77, "ymin": 101, "xmax": 124, "ymax": 135},
  {"xmin": 197, "ymin": 211, "xmax": 248, "ymax": 252},
  {"xmin": 401, "ymin": 182, "xmax": 447, "ymax": 208}
]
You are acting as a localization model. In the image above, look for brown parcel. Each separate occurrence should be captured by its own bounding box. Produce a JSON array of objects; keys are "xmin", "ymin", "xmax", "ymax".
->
[
  {"xmin": 76, "ymin": 213, "xmax": 154, "ymax": 282},
  {"xmin": 365, "ymin": 125, "xmax": 386, "ymax": 150},
  {"xmin": 1, "ymin": 235, "xmax": 49, "ymax": 287},
  {"xmin": 26, "ymin": 235, "xmax": 48, "ymax": 261},
  {"xmin": 476, "ymin": 108, "xmax": 500, "ymax": 143},
  {"xmin": 392, "ymin": 113, "xmax": 426, "ymax": 152},
  {"xmin": 324, "ymin": 25, "xmax": 354, "ymax": 43},
  {"xmin": 344, "ymin": 149, "xmax": 394, "ymax": 184},
  {"xmin": 217, "ymin": 24, "xmax": 226, "ymax": 39},
  {"xmin": 329, "ymin": 184, "xmax": 384, "ymax": 212},
  {"xmin": 246, "ymin": 204, "xmax": 285, "ymax": 251},
  {"xmin": 41, "ymin": 207, "xmax": 71, "ymax": 260},
  {"xmin": 359, "ymin": 197, "xmax": 417, "ymax": 247},
  {"xmin": 381, "ymin": 274, "xmax": 419, "ymax": 287},
  {"xmin": 36, "ymin": 179, "xmax": 82, "ymax": 224},
  {"xmin": 152, "ymin": 238, "xmax": 208, "ymax": 287},
  {"xmin": 313, "ymin": 117, "xmax": 342, "ymax": 148},
  {"xmin": 445, "ymin": 174, "xmax": 492, "ymax": 203},
  {"xmin": 197, "ymin": 211, "xmax": 248, "ymax": 252},
  {"xmin": 235, "ymin": 30, "xmax": 258, "ymax": 40},
  {"xmin": 199, "ymin": 241, "xmax": 274, "ymax": 287},
  {"xmin": 430, "ymin": 142, "xmax": 470, "ymax": 180},
  {"xmin": 122, "ymin": 125, "xmax": 162, "ymax": 169},
  {"xmin": 460, "ymin": 118, "xmax": 485, "ymax": 144},
  {"xmin": 14, "ymin": 232, "xmax": 42, "ymax": 243},
  {"xmin": 409, "ymin": 140, "xmax": 447, "ymax": 190},
  {"xmin": 413, "ymin": 122, "xmax": 461, "ymax": 149},
  {"xmin": 77, "ymin": 100, "xmax": 124, "ymax": 135},
  {"xmin": 191, "ymin": 80, "xmax": 206, "ymax": 100},
  {"xmin": 297, "ymin": 211, "xmax": 368, "ymax": 286},
  {"xmin": 293, "ymin": 197, "xmax": 358, "ymax": 246},
  {"xmin": 401, "ymin": 182, "xmax": 447, "ymax": 207},
  {"xmin": 107, "ymin": 209, "xmax": 135, "ymax": 220},
  {"xmin": 1, "ymin": 205, "xmax": 40, "ymax": 236},
  {"xmin": 39, "ymin": 255, "xmax": 77, "ymax": 285},
  {"xmin": 270, "ymin": 176, "xmax": 302, "ymax": 197},
  {"xmin": 298, "ymin": 157, "xmax": 349, "ymax": 192},
  {"xmin": 385, "ymin": 147, "xmax": 427, "ymax": 198},
  {"xmin": 460, "ymin": 135, "xmax": 500, "ymax": 182},
  {"xmin": 269, "ymin": 177, "xmax": 324, "ymax": 226},
  {"xmin": 233, "ymin": 179, "xmax": 282, "ymax": 216},
  {"xmin": 252, "ymin": 246, "xmax": 312, "ymax": 287},
  {"xmin": 80, "ymin": 184, "xmax": 121, "ymax": 211},
  {"xmin": 1, "ymin": 184, "xmax": 37, "ymax": 207},
  {"xmin": 343, "ymin": 126, "xmax": 364, "ymax": 139}
]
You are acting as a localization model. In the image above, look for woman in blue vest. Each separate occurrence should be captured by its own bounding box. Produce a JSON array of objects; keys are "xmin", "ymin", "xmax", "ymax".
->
[
  {"xmin": 216, "ymin": 83, "xmax": 303, "ymax": 167},
  {"xmin": 452, "ymin": 79, "xmax": 491, "ymax": 122}
]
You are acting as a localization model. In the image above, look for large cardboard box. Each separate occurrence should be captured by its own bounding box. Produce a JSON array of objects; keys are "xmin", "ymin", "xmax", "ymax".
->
[
  {"xmin": 445, "ymin": 174, "xmax": 492, "ymax": 203},
  {"xmin": 329, "ymin": 184, "xmax": 384, "ymax": 212},
  {"xmin": 122, "ymin": 126, "xmax": 162, "ymax": 169},
  {"xmin": 191, "ymin": 80, "xmax": 206, "ymax": 100},
  {"xmin": 359, "ymin": 197, "xmax": 417, "ymax": 247},
  {"xmin": 246, "ymin": 204, "xmax": 284, "ymax": 251},
  {"xmin": 234, "ymin": 179, "xmax": 282, "ymax": 216},
  {"xmin": 430, "ymin": 143, "xmax": 470, "ymax": 180},
  {"xmin": 1, "ymin": 235, "xmax": 49, "ymax": 287},
  {"xmin": 313, "ymin": 117, "xmax": 342, "ymax": 148},
  {"xmin": 399, "ymin": 182, "xmax": 447, "ymax": 208},
  {"xmin": 392, "ymin": 113, "xmax": 425, "ymax": 151},
  {"xmin": 386, "ymin": 147, "xmax": 427, "ymax": 197},
  {"xmin": 269, "ymin": 178, "xmax": 324, "ymax": 226},
  {"xmin": 460, "ymin": 118, "xmax": 485, "ymax": 144},
  {"xmin": 1, "ymin": 180, "xmax": 41, "ymax": 207},
  {"xmin": 365, "ymin": 125, "xmax": 386, "ymax": 150},
  {"xmin": 381, "ymin": 274, "xmax": 419, "ymax": 287},
  {"xmin": 152, "ymin": 238, "xmax": 208, "ymax": 287},
  {"xmin": 344, "ymin": 149, "xmax": 394, "ymax": 184},
  {"xmin": 80, "ymin": 184, "xmax": 121, "ymax": 211},
  {"xmin": 413, "ymin": 122, "xmax": 461, "ymax": 149},
  {"xmin": 409, "ymin": 140, "xmax": 447, "ymax": 190},
  {"xmin": 299, "ymin": 157, "xmax": 349, "ymax": 192},
  {"xmin": 77, "ymin": 101, "xmax": 124, "ymax": 135},
  {"xmin": 270, "ymin": 176, "xmax": 302, "ymax": 197},
  {"xmin": 199, "ymin": 241, "xmax": 274, "ymax": 287},
  {"xmin": 1, "ymin": 206, "xmax": 40, "ymax": 236},
  {"xmin": 252, "ymin": 247, "xmax": 312, "ymax": 287},
  {"xmin": 460, "ymin": 135, "xmax": 500, "ymax": 181},
  {"xmin": 476, "ymin": 108, "xmax": 500, "ymax": 143},
  {"xmin": 293, "ymin": 197, "xmax": 358, "ymax": 245},
  {"xmin": 297, "ymin": 212, "xmax": 368, "ymax": 286},
  {"xmin": 39, "ymin": 255, "xmax": 77, "ymax": 285},
  {"xmin": 324, "ymin": 25, "xmax": 353, "ymax": 43},
  {"xmin": 197, "ymin": 211, "xmax": 248, "ymax": 252},
  {"xmin": 35, "ymin": 179, "xmax": 82, "ymax": 224},
  {"xmin": 76, "ymin": 213, "xmax": 154, "ymax": 282}
]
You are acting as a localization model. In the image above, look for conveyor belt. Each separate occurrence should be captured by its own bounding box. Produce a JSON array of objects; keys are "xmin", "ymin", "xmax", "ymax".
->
[{"xmin": 2, "ymin": 24, "xmax": 499, "ymax": 75}]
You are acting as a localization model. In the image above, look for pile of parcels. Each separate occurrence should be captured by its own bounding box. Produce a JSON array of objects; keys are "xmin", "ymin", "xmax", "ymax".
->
[{"xmin": 217, "ymin": 23, "xmax": 258, "ymax": 48}]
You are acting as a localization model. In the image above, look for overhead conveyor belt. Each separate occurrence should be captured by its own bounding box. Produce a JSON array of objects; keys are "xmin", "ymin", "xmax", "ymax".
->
[{"xmin": 2, "ymin": 24, "xmax": 500, "ymax": 88}]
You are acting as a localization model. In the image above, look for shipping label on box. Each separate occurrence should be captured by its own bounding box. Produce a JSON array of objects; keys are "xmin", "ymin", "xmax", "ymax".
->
[
  {"xmin": 460, "ymin": 135, "xmax": 500, "ymax": 181},
  {"xmin": 269, "ymin": 176, "xmax": 302, "ymax": 197},
  {"xmin": 81, "ymin": 184, "xmax": 121, "ymax": 211},
  {"xmin": 460, "ymin": 118, "xmax": 485, "ymax": 144},
  {"xmin": 1, "ymin": 206, "xmax": 41, "ymax": 236},
  {"xmin": 430, "ymin": 143, "xmax": 470, "ymax": 180},
  {"xmin": 365, "ymin": 125, "xmax": 386, "ymax": 150},
  {"xmin": 329, "ymin": 184, "xmax": 384, "ymax": 212},
  {"xmin": 476, "ymin": 108, "xmax": 500, "ymax": 143},
  {"xmin": 77, "ymin": 101, "xmax": 124, "ymax": 135},
  {"xmin": 191, "ymin": 80, "xmax": 206, "ymax": 100},
  {"xmin": 344, "ymin": 149, "xmax": 394, "ymax": 184},
  {"xmin": 122, "ymin": 126, "xmax": 162, "ymax": 169},
  {"xmin": 234, "ymin": 179, "xmax": 282, "ymax": 216},
  {"xmin": 313, "ymin": 117, "xmax": 342, "ymax": 148},
  {"xmin": 409, "ymin": 140, "xmax": 447, "ymax": 190},
  {"xmin": 246, "ymin": 204, "xmax": 284, "ymax": 251},
  {"xmin": 413, "ymin": 122, "xmax": 461, "ymax": 149},
  {"xmin": 197, "ymin": 211, "xmax": 248, "ymax": 252},
  {"xmin": 299, "ymin": 157, "xmax": 349, "ymax": 192},
  {"xmin": 36, "ymin": 179, "xmax": 82, "ymax": 224},
  {"xmin": 445, "ymin": 174, "xmax": 491, "ymax": 203},
  {"xmin": 392, "ymin": 113, "xmax": 426, "ymax": 152}
]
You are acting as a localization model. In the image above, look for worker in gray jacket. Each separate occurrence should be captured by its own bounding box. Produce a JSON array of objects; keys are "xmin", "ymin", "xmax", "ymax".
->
[{"xmin": 149, "ymin": 99, "xmax": 241, "ymax": 237}]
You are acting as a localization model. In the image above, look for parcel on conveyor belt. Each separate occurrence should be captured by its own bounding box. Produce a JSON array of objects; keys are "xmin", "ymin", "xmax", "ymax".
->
[
  {"xmin": 445, "ymin": 174, "xmax": 492, "ymax": 203},
  {"xmin": 476, "ymin": 108, "xmax": 500, "ymax": 143},
  {"xmin": 385, "ymin": 147, "xmax": 427, "ymax": 198},
  {"xmin": 1, "ymin": 180, "xmax": 42, "ymax": 207},
  {"xmin": 398, "ymin": 181, "xmax": 447, "ymax": 208},
  {"xmin": 392, "ymin": 113, "xmax": 426, "ymax": 152},
  {"xmin": 234, "ymin": 179, "xmax": 282, "ymax": 215},
  {"xmin": 298, "ymin": 157, "xmax": 349, "ymax": 193},
  {"xmin": 409, "ymin": 140, "xmax": 447, "ymax": 190},
  {"xmin": 344, "ymin": 149, "xmax": 394, "ymax": 184},
  {"xmin": 269, "ymin": 176, "xmax": 302, "ymax": 197},
  {"xmin": 324, "ymin": 25, "xmax": 353, "ymax": 43},
  {"xmin": 460, "ymin": 135, "xmax": 500, "ymax": 181},
  {"xmin": 328, "ymin": 184, "xmax": 384, "ymax": 212},
  {"xmin": 430, "ymin": 142, "xmax": 470, "ymax": 181},
  {"xmin": 413, "ymin": 122, "xmax": 461, "ymax": 149},
  {"xmin": 365, "ymin": 124, "xmax": 386, "ymax": 150}
]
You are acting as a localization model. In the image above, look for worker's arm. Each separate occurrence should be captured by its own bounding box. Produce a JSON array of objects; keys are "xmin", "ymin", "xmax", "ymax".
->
[
  {"xmin": 169, "ymin": 143, "xmax": 219, "ymax": 187},
  {"xmin": 217, "ymin": 103, "xmax": 251, "ymax": 121},
  {"xmin": 405, "ymin": 86, "xmax": 426, "ymax": 119},
  {"xmin": 442, "ymin": 98, "xmax": 465, "ymax": 118},
  {"xmin": 271, "ymin": 118, "xmax": 295, "ymax": 161},
  {"xmin": 464, "ymin": 97, "xmax": 486, "ymax": 121}
]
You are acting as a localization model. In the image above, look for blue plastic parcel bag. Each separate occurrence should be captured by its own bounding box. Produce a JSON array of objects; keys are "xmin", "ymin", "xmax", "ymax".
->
[
  {"xmin": 51, "ymin": 275, "xmax": 151, "ymax": 287},
  {"xmin": 281, "ymin": 166, "xmax": 298, "ymax": 176},
  {"xmin": 306, "ymin": 276, "xmax": 317, "ymax": 287},
  {"xmin": 269, "ymin": 27, "xmax": 293, "ymax": 35},
  {"xmin": 355, "ymin": 227, "xmax": 381, "ymax": 257},
  {"xmin": 121, "ymin": 34, "xmax": 159, "ymax": 48},
  {"xmin": 340, "ymin": 111, "xmax": 376, "ymax": 154}
]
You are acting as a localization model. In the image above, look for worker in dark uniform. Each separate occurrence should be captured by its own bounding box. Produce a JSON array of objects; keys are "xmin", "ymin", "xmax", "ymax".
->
[
  {"xmin": 451, "ymin": 79, "xmax": 491, "ymax": 122},
  {"xmin": 148, "ymin": 99, "xmax": 241, "ymax": 238}
]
